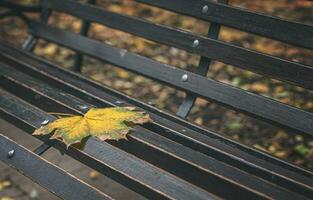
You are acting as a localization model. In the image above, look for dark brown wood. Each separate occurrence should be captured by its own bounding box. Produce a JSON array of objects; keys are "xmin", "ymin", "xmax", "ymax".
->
[
  {"xmin": 3, "ymin": 63, "xmax": 311, "ymax": 199},
  {"xmin": 0, "ymin": 89, "xmax": 216, "ymax": 200},
  {"xmin": 0, "ymin": 134, "xmax": 112, "ymax": 200},
  {"xmin": 0, "ymin": 44, "xmax": 312, "ymax": 200},
  {"xmin": 40, "ymin": 0, "xmax": 313, "ymax": 90},
  {"xmin": 27, "ymin": 24, "xmax": 313, "ymax": 138},
  {"xmin": 0, "ymin": 1, "xmax": 41, "ymax": 13},
  {"xmin": 135, "ymin": 0, "xmax": 313, "ymax": 49}
]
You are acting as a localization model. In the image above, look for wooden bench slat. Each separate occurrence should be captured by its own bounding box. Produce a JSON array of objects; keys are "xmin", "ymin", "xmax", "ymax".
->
[
  {"xmin": 27, "ymin": 23, "xmax": 313, "ymax": 137},
  {"xmin": 0, "ymin": 134, "xmax": 112, "ymax": 200},
  {"xmin": 0, "ymin": 1, "xmax": 41, "ymax": 13},
  {"xmin": 2, "ymin": 63, "xmax": 310, "ymax": 200},
  {"xmin": 0, "ymin": 45, "xmax": 312, "ymax": 198},
  {"xmin": 0, "ymin": 89, "xmax": 216, "ymax": 200},
  {"xmin": 40, "ymin": 0, "xmax": 313, "ymax": 90},
  {"xmin": 135, "ymin": 0, "xmax": 313, "ymax": 49}
]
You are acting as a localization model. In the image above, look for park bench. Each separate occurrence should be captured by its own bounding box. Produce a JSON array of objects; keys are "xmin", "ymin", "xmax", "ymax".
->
[{"xmin": 0, "ymin": 0, "xmax": 313, "ymax": 199}]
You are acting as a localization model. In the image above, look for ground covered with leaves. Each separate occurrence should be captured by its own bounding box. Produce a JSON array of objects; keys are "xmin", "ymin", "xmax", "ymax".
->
[{"xmin": 1, "ymin": 0, "xmax": 313, "ymax": 171}]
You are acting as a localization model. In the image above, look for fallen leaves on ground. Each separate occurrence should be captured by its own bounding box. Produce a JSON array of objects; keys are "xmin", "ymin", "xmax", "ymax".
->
[
  {"xmin": 0, "ymin": 180, "xmax": 11, "ymax": 192},
  {"xmin": 0, "ymin": 197, "xmax": 14, "ymax": 200},
  {"xmin": 33, "ymin": 107, "xmax": 151, "ymax": 147}
]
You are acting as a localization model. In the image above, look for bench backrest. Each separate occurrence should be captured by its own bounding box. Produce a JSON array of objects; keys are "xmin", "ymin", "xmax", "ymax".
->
[{"xmin": 26, "ymin": 0, "xmax": 313, "ymax": 139}]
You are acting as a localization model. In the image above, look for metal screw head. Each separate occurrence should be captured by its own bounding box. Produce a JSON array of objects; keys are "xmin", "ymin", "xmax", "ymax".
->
[
  {"xmin": 202, "ymin": 5, "xmax": 209, "ymax": 14},
  {"xmin": 115, "ymin": 100, "xmax": 123, "ymax": 104},
  {"xmin": 181, "ymin": 74, "xmax": 188, "ymax": 82},
  {"xmin": 120, "ymin": 49, "xmax": 127, "ymax": 57},
  {"xmin": 7, "ymin": 150, "xmax": 15, "ymax": 158},
  {"xmin": 41, "ymin": 119, "xmax": 50, "ymax": 125},
  {"xmin": 79, "ymin": 105, "xmax": 88, "ymax": 110},
  {"xmin": 192, "ymin": 39, "xmax": 199, "ymax": 47}
]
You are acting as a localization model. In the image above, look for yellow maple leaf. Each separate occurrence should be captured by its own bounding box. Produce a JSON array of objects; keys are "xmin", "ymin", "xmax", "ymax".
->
[{"xmin": 33, "ymin": 107, "xmax": 151, "ymax": 147}]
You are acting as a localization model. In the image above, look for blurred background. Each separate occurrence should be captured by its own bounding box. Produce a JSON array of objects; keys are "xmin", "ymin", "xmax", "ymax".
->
[{"xmin": 0, "ymin": 0, "xmax": 312, "ymax": 199}]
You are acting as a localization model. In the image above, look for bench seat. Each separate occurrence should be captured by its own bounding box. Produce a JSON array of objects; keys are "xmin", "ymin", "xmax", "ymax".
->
[{"xmin": 0, "ymin": 42, "xmax": 312, "ymax": 200}]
